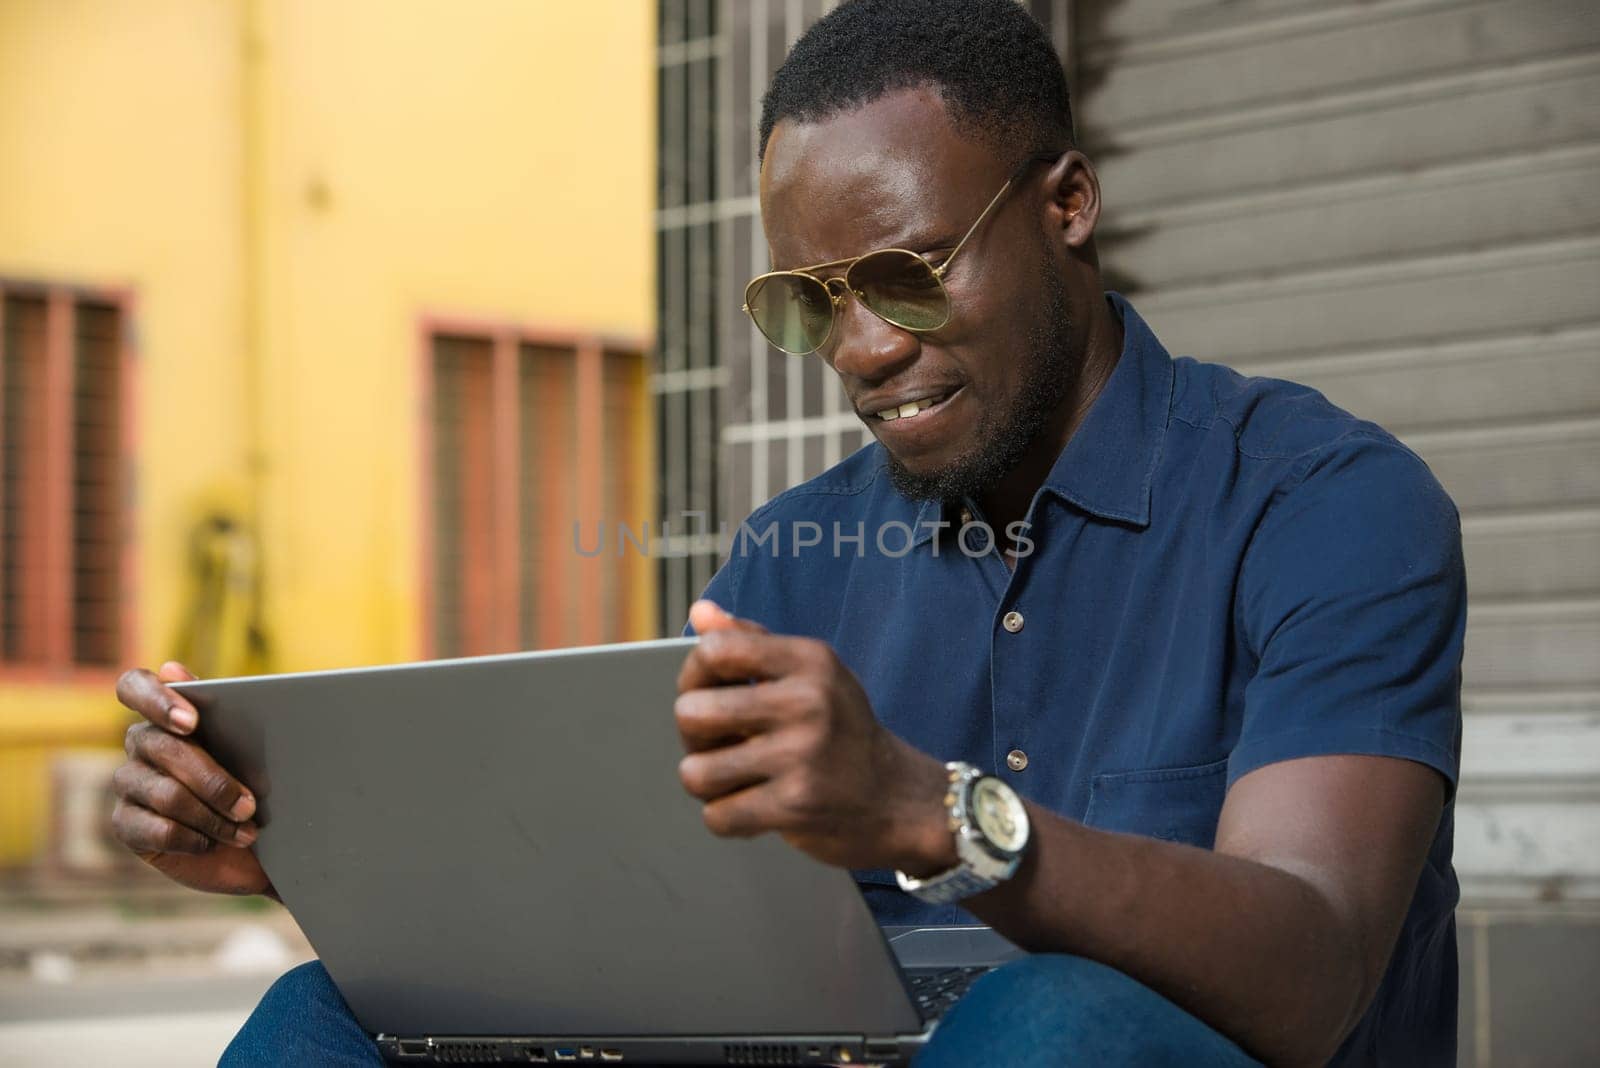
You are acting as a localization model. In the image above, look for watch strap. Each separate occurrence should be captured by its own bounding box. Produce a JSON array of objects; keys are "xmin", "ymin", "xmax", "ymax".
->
[
  {"xmin": 894, "ymin": 863, "xmax": 996, "ymax": 905},
  {"xmin": 895, "ymin": 762, "xmax": 1023, "ymax": 905}
]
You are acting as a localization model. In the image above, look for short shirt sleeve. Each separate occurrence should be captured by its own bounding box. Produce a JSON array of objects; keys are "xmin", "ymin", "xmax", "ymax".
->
[{"xmin": 1230, "ymin": 437, "xmax": 1466, "ymax": 795}]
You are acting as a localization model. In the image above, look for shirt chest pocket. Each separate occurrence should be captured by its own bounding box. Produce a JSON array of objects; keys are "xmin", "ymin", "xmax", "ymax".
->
[{"xmin": 1082, "ymin": 757, "xmax": 1229, "ymax": 849}]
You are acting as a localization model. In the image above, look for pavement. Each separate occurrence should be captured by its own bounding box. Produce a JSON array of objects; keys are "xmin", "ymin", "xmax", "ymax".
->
[
  {"xmin": 0, "ymin": 976, "xmax": 280, "ymax": 1066},
  {"xmin": 0, "ymin": 891, "xmax": 314, "ymax": 1067}
]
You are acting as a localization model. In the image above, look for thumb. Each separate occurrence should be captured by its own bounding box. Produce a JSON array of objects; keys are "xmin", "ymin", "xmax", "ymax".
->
[
  {"xmin": 688, "ymin": 599, "xmax": 767, "ymax": 636},
  {"xmin": 157, "ymin": 660, "xmax": 199, "ymax": 683}
]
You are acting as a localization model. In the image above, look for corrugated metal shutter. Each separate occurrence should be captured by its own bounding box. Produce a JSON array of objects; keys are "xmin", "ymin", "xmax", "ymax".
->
[{"xmin": 1075, "ymin": 0, "xmax": 1600, "ymax": 902}]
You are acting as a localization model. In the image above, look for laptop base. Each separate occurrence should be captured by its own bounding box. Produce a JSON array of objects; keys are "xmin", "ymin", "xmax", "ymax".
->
[{"xmin": 375, "ymin": 1030, "xmax": 924, "ymax": 1065}]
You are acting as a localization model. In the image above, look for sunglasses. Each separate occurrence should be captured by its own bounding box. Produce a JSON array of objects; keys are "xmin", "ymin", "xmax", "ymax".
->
[{"xmin": 742, "ymin": 151, "xmax": 1060, "ymax": 356}]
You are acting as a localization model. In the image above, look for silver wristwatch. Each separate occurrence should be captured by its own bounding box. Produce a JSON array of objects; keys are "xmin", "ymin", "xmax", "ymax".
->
[{"xmin": 895, "ymin": 762, "xmax": 1031, "ymax": 906}]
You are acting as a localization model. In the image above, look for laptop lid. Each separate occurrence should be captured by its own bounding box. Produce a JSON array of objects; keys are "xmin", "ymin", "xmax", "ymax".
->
[{"xmin": 179, "ymin": 638, "xmax": 925, "ymax": 1039}]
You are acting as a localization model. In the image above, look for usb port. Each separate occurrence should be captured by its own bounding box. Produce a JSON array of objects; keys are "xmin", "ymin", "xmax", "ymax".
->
[
  {"xmin": 553, "ymin": 1051, "xmax": 577, "ymax": 1062},
  {"xmin": 600, "ymin": 1052, "xmax": 623, "ymax": 1063}
]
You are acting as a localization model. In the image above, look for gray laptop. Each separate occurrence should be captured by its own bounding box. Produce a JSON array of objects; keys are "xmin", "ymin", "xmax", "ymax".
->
[{"xmin": 178, "ymin": 637, "xmax": 1021, "ymax": 1065}]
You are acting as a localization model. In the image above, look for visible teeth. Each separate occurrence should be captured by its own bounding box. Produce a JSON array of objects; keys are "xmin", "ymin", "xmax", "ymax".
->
[{"xmin": 875, "ymin": 394, "xmax": 947, "ymax": 421}]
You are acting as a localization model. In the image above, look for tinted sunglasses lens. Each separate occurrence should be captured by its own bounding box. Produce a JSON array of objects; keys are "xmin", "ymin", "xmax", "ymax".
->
[
  {"xmin": 849, "ymin": 250, "xmax": 948, "ymax": 331},
  {"xmin": 746, "ymin": 274, "xmax": 834, "ymax": 354}
]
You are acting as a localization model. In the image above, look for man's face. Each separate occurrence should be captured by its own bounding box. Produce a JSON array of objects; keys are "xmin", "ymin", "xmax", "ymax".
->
[{"xmin": 759, "ymin": 87, "xmax": 1078, "ymax": 502}]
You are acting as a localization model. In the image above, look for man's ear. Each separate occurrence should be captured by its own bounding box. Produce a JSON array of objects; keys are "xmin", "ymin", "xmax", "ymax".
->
[{"xmin": 1043, "ymin": 150, "xmax": 1102, "ymax": 251}]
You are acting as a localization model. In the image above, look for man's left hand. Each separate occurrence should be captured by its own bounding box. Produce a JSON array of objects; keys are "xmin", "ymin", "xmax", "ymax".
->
[{"xmin": 676, "ymin": 600, "xmax": 955, "ymax": 874}]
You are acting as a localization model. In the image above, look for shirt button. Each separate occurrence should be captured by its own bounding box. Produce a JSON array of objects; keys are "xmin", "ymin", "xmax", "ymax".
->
[
  {"xmin": 1006, "ymin": 749, "xmax": 1029, "ymax": 772},
  {"xmin": 1002, "ymin": 611, "xmax": 1024, "ymax": 633}
]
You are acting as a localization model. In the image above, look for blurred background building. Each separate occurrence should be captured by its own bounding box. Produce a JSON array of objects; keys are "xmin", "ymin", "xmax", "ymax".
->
[
  {"xmin": 2, "ymin": 2, "xmax": 654, "ymax": 1056},
  {"xmin": 2, "ymin": 0, "xmax": 1597, "ymax": 1063},
  {"xmin": 0, "ymin": 0, "xmax": 654, "ymax": 870}
]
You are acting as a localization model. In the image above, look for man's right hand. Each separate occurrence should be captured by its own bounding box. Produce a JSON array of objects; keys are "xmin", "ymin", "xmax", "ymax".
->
[{"xmin": 111, "ymin": 661, "xmax": 272, "ymax": 897}]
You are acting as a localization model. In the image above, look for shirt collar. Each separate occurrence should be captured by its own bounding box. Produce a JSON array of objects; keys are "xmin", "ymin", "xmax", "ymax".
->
[{"xmin": 910, "ymin": 292, "xmax": 1173, "ymax": 545}]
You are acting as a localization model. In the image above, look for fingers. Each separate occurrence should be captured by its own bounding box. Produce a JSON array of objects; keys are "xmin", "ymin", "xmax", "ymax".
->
[
  {"xmin": 116, "ymin": 666, "xmax": 198, "ymax": 734},
  {"xmin": 678, "ymin": 629, "xmax": 819, "ymax": 692},
  {"xmin": 678, "ymin": 729, "xmax": 795, "ymax": 801},
  {"xmin": 674, "ymin": 682, "xmax": 792, "ymax": 752},
  {"xmin": 112, "ymin": 798, "xmax": 221, "ymax": 856},
  {"xmin": 700, "ymin": 782, "xmax": 802, "ymax": 839},
  {"xmin": 124, "ymin": 722, "xmax": 255, "ymax": 823},
  {"xmin": 111, "ymin": 760, "xmax": 256, "ymax": 848}
]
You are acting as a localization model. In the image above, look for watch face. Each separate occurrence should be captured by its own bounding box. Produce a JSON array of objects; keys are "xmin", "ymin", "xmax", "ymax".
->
[{"xmin": 971, "ymin": 778, "xmax": 1029, "ymax": 854}]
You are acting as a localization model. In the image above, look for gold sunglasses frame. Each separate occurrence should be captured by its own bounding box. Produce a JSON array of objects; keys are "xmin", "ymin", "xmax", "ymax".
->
[{"xmin": 742, "ymin": 150, "xmax": 1061, "ymax": 356}]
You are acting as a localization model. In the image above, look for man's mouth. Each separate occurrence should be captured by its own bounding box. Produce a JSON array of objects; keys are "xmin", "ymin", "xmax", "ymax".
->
[{"xmin": 870, "ymin": 390, "xmax": 956, "ymax": 422}]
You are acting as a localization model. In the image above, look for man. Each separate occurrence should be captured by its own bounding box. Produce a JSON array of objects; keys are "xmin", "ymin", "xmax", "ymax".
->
[{"xmin": 111, "ymin": 1, "xmax": 1464, "ymax": 1064}]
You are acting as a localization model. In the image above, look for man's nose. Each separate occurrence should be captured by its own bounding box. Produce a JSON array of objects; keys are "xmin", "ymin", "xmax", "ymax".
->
[{"xmin": 824, "ymin": 288, "xmax": 919, "ymax": 383}]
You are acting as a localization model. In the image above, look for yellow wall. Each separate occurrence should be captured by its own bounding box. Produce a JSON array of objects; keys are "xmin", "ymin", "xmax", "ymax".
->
[
  {"xmin": 252, "ymin": 0, "xmax": 655, "ymax": 669},
  {"xmin": 0, "ymin": 0, "xmax": 656, "ymax": 861}
]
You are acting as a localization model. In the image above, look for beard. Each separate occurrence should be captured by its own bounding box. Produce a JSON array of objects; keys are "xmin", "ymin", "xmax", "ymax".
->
[{"xmin": 883, "ymin": 259, "xmax": 1077, "ymax": 504}]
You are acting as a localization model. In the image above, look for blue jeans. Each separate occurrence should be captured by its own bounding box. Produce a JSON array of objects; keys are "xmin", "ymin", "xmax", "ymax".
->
[{"xmin": 221, "ymin": 955, "xmax": 1260, "ymax": 1066}]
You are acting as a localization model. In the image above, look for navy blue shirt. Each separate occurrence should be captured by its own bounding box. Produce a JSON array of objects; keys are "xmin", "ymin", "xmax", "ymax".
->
[{"xmin": 696, "ymin": 294, "xmax": 1464, "ymax": 1065}]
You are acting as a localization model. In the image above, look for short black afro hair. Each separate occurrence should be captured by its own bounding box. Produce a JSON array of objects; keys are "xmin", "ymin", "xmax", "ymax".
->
[{"xmin": 758, "ymin": 0, "xmax": 1074, "ymax": 165}]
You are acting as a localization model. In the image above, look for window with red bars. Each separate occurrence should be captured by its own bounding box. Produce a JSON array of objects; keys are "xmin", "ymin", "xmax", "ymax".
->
[
  {"xmin": 0, "ymin": 286, "xmax": 131, "ymax": 674},
  {"xmin": 426, "ymin": 328, "xmax": 649, "ymax": 658}
]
